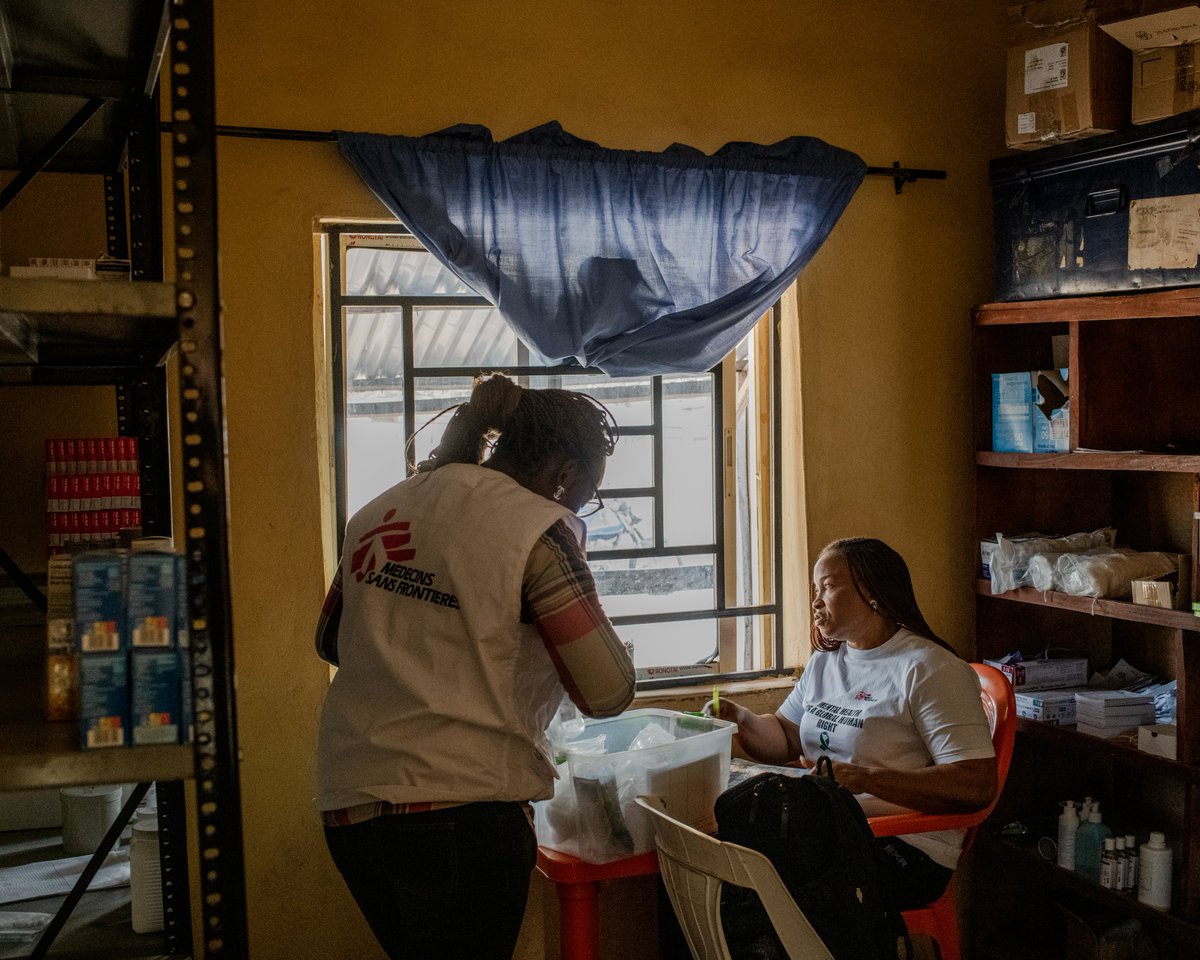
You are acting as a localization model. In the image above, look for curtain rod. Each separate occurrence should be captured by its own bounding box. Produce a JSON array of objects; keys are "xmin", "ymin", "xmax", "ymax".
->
[{"xmin": 194, "ymin": 123, "xmax": 947, "ymax": 194}]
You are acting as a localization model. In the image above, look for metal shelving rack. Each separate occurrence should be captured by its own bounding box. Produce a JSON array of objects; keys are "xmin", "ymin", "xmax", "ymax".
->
[{"xmin": 0, "ymin": 1, "xmax": 246, "ymax": 957}]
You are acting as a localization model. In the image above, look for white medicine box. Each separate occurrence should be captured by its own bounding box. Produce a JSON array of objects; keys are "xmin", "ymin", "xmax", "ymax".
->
[{"xmin": 984, "ymin": 656, "xmax": 1089, "ymax": 692}]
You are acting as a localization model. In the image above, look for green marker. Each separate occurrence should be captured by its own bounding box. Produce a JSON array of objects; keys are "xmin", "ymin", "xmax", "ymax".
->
[{"xmin": 712, "ymin": 685, "xmax": 720, "ymax": 715}]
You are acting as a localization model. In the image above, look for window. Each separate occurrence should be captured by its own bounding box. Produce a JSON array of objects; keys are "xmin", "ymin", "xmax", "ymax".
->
[{"xmin": 323, "ymin": 222, "xmax": 782, "ymax": 685}]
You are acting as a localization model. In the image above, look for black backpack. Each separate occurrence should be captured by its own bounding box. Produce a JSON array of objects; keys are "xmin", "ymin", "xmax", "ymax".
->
[{"xmin": 713, "ymin": 758, "xmax": 912, "ymax": 960}]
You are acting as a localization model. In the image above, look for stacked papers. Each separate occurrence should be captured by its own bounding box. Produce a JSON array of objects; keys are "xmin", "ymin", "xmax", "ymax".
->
[{"xmin": 1075, "ymin": 690, "xmax": 1156, "ymax": 738}]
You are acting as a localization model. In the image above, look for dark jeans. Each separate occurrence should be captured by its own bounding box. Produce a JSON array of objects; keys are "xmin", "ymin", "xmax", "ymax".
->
[
  {"xmin": 658, "ymin": 835, "xmax": 952, "ymax": 959},
  {"xmin": 324, "ymin": 801, "xmax": 537, "ymax": 960},
  {"xmin": 875, "ymin": 836, "xmax": 953, "ymax": 910}
]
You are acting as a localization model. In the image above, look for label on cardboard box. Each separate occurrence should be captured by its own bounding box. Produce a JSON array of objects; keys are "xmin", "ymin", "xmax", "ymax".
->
[
  {"xmin": 1128, "ymin": 194, "xmax": 1200, "ymax": 269},
  {"xmin": 1132, "ymin": 577, "xmax": 1175, "ymax": 608},
  {"xmin": 1026, "ymin": 41, "xmax": 1071, "ymax": 92}
]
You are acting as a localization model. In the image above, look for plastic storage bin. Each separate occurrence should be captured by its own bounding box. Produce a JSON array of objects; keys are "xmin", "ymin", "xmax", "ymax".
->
[{"xmin": 535, "ymin": 708, "xmax": 736, "ymax": 864}]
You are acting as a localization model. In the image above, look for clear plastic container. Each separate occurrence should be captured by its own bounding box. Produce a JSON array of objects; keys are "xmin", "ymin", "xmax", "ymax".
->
[{"xmin": 534, "ymin": 708, "xmax": 736, "ymax": 864}]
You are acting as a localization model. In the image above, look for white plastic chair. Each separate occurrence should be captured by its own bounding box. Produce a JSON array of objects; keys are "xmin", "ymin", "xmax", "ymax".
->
[{"xmin": 633, "ymin": 795, "xmax": 835, "ymax": 960}]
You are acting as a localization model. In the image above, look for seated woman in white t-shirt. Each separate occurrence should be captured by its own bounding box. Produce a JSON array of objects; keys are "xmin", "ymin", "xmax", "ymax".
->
[{"xmin": 709, "ymin": 537, "xmax": 997, "ymax": 908}]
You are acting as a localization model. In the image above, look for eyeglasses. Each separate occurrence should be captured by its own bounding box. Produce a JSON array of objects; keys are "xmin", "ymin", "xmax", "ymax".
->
[{"xmin": 577, "ymin": 489, "xmax": 605, "ymax": 518}]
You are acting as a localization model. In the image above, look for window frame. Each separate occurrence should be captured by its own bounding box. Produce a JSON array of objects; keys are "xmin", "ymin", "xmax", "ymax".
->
[{"xmin": 324, "ymin": 221, "xmax": 784, "ymax": 685}]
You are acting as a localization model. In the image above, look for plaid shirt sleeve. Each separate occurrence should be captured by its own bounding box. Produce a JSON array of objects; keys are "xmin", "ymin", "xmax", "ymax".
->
[
  {"xmin": 315, "ymin": 565, "xmax": 343, "ymax": 666},
  {"xmin": 522, "ymin": 519, "xmax": 635, "ymax": 717}
]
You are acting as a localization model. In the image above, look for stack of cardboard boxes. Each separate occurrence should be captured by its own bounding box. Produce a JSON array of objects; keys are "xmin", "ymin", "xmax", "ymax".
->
[{"xmin": 1006, "ymin": 1, "xmax": 1200, "ymax": 149}]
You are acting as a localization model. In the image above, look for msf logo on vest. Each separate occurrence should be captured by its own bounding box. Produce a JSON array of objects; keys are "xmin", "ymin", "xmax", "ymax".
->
[{"xmin": 350, "ymin": 509, "xmax": 416, "ymax": 583}]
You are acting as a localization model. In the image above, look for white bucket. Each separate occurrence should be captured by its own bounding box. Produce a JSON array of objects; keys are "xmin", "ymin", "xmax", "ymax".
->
[{"xmin": 59, "ymin": 785, "xmax": 122, "ymax": 855}]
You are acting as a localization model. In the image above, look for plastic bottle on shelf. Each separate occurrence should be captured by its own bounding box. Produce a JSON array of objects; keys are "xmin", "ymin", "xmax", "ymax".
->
[
  {"xmin": 1138, "ymin": 831, "xmax": 1173, "ymax": 911},
  {"xmin": 1114, "ymin": 836, "xmax": 1127, "ymax": 891},
  {"xmin": 1056, "ymin": 800, "xmax": 1079, "ymax": 870},
  {"xmin": 1075, "ymin": 803, "xmax": 1112, "ymax": 882},
  {"xmin": 129, "ymin": 816, "xmax": 164, "ymax": 933},
  {"xmin": 1099, "ymin": 837, "xmax": 1118, "ymax": 889},
  {"xmin": 1125, "ymin": 834, "xmax": 1139, "ymax": 893}
]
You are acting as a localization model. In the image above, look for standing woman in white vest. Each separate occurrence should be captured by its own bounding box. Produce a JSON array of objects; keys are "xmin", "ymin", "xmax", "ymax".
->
[{"xmin": 314, "ymin": 374, "xmax": 636, "ymax": 960}]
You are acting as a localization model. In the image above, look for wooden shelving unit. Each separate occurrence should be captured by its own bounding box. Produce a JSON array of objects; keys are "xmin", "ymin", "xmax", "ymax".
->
[{"xmin": 969, "ymin": 289, "xmax": 1200, "ymax": 956}]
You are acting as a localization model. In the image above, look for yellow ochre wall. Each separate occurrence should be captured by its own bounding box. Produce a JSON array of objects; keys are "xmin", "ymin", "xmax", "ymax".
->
[
  {"xmin": 215, "ymin": 2, "xmax": 1005, "ymax": 956},
  {"xmin": 3, "ymin": 2, "xmax": 1007, "ymax": 957}
]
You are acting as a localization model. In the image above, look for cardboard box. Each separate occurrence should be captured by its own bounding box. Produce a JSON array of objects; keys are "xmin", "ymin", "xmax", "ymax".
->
[
  {"xmin": 1102, "ymin": 5, "xmax": 1200, "ymax": 121},
  {"xmin": 45, "ymin": 554, "xmax": 77, "ymax": 722},
  {"xmin": 1006, "ymin": 1, "xmax": 1143, "ymax": 45},
  {"xmin": 74, "ymin": 552, "xmax": 128, "ymax": 750},
  {"xmin": 1016, "ymin": 686, "xmax": 1088, "ymax": 723},
  {"xmin": 127, "ymin": 551, "xmax": 175, "ymax": 649},
  {"xmin": 992, "ymin": 370, "xmax": 1071, "ymax": 452},
  {"xmin": 1058, "ymin": 900, "xmax": 1158, "ymax": 959},
  {"xmin": 1131, "ymin": 554, "xmax": 1192, "ymax": 608},
  {"xmin": 985, "ymin": 656, "xmax": 1090, "ymax": 691},
  {"xmin": 1138, "ymin": 722, "xmax": 1178, "ymax": 758},
  {"xmin": 73, "ymin": 552, "xmax": 125, "ymax": 654},
  {"xmin": 1132, "ymin": 574, "xmax": 1177, "ymax": 607},
  {"xmin": 1033, "ymin": 368, "xmax": 1070, "ymax": 452},
  {"xmin": 1007, "ymin": 16, "xmax": 1132, "ymax": 149},
  {"xmin": 79, "ymin": 653, "xmax": 127, "ymax": 749},
  {"xmin": 131, "ymin": 649, "xmax": 183, "ymax": 745},
  {"xmin": 992, "ymin": 372, "xmax": 1035, "ymax": 452},
  {"xmin": 1132, "ymin": 42, "xmax": 1200, "ymax": 121}
]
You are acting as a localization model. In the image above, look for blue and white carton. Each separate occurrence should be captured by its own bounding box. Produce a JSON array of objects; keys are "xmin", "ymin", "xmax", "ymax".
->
[
  {"xmin": 74, "ymin": 552, "xmax": 127, "ymax": 749},
  {"xmin": 992, "ymin": 372, "xmax": 1034, "ymax": 452},
  {"xmin": 1033, "ymin": 368, "xmax": 1070, "ymax": 453},
  {"xmin": 128, "ymin": 551, "xmax": 183, "ymax": 745}
]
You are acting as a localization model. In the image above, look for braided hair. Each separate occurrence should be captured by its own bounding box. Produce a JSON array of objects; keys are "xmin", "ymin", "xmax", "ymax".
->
[
  {"xmin": 810, "ymin": 537, "xmax": 957, "ymax": 655},
  {"xmin": 412, "ymin": 374, "xmax": 618, "ymax": 482}
]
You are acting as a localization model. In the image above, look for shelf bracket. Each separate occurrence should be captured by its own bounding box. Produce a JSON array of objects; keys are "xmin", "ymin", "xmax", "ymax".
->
[
  {"xmin": 865, "ymin": 161, "xmax": 947, "ymax": 195},
  {"xmin": 0, "ymin": 542, "xmax": 45, "ymax": 613},
  {"xmin": 0, "ymin": 97, "xmax": 105, "ymax": 212}
]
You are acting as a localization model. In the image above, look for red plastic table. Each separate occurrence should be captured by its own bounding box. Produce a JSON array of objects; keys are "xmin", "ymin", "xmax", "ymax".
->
[{"xmin": 536, "ymin": 846, "xmax": 660, "ymax": 960}]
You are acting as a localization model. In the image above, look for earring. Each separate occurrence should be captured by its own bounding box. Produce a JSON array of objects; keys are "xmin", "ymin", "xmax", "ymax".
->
[
  {"xmin": 870, "ymin": 600, "xmax": 879, "ymax": 611},
  {"xmin": 553, "ymin": 484, "xmax": 565, "ymax": 501}
]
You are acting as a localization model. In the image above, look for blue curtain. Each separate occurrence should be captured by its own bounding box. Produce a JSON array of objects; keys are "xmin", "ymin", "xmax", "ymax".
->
[{"xmin": 338, "ymin": 122, "xmax": 865, "ymax": 376}]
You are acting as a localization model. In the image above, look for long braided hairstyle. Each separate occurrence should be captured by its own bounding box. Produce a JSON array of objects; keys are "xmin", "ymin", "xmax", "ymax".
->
[
  {"xmin": 411, "ymin": 373, "xmax": 618, "ymax": 481},
  {"xmin": 810, "ymin": 537, "xmax": 957, "ymax": 655}
]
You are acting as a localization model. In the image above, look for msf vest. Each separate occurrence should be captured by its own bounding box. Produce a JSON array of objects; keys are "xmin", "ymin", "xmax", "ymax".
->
[{"xmin": 315, "ymin": 463, "xmax": 584, "ymax": 810}]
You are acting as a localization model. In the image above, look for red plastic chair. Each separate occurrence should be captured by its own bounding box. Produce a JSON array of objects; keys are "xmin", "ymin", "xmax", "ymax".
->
[{"xmin": 867, "ymin": 663, "xmax": 1016, "ymax": 960}]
